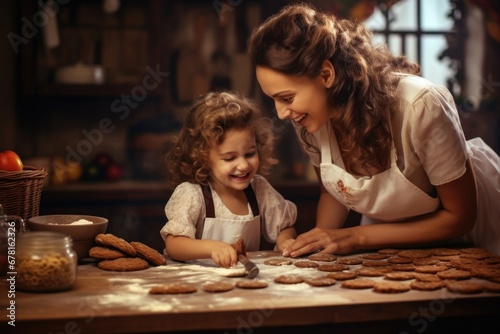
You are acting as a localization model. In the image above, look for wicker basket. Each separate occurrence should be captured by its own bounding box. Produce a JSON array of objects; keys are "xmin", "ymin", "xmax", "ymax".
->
[{"xmin": 0, "ymin": 166, "xmax": 48, "ymax": 221}]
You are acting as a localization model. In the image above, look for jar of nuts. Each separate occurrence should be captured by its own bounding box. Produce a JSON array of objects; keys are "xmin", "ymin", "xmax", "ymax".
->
[{"xmin": 17, "ymin": 231, "xmax": 77, "ymax": 292}]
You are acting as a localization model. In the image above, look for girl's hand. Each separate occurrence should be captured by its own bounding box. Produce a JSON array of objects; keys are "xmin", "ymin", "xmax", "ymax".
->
[
  {"xmin": 278, "ymin": 238, "xmax": 296, "ymax": 255},
  {"xmin": 210, "ymin": 242, "xmax": 238, "ymax": 268},
  {"xmin": 283, "ymin": 227, "xmax": 357, "ymax": 257}
]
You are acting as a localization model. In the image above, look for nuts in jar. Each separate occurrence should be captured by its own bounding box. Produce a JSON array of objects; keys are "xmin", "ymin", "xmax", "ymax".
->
[{"xmin": 17, "ymin": 231, "xmax": 77, "ymax": 292}]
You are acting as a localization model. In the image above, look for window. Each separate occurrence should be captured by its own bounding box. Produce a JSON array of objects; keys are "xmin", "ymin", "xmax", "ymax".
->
[{"xmin": 363, "ymin": 0, "xmax": 455, "ymax": 87}]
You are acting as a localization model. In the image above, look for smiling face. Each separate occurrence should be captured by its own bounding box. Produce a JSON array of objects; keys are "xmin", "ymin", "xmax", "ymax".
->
[
  {"xmin": 208, "ymin": 128, "xmax": 259, "ymax": 194},
  {"xmin": 256, "ymin": 62, "xmax": 335, "ymax": 134}
]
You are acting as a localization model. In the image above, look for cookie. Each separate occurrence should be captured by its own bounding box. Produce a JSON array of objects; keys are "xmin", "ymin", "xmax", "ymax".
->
[
  {"xmin": 97, "ymin": 257, "xmax": 149, "ymax": 271},
  {"xmin": 294, "ymin": 260, "xmax": 319, "ymax": 268},
  {"xmin": 446, "ymin": 281, "xmax": 484, "ymax": 294},
  {"xmin": 225, "ymin": 271, "xmax": 248, "ymax": 278},
  {"xmin": 362, "ymin": 260, "xmax": 390, "ymax": 267},
  {"xmin": 317, "ymin": 264, "xmax": 349, "ymax": 272},
  {"xmin": 337, "ymin": 257, "xmax": 363, "ymax": 265},
  {"xmin": 326, "ymin": 271, "xmax": 358, "ymax": 280},
  {"xmin": 469, "ymin": 267, "xmax": 500, "ymax": 279},
  {"xmin": 263, "ymin": 258, "xmax": 293, "ymax": 266},
  {"xmin": 88, "ymin": 246, "xmax": 126, "ymax": 260},
  {"xmin": 235, "ymin": 280, "xmax": 268, "ymax": 289},
  {"xmin": 378, "ymin": 248, "xmax": 400, "ymax": 255},
  {"xmin": 391, "ymin": 264, "xmax": 416, "ymax": 271},
  {"xmin": 431, "ymin": 248, "xmax": 461, "ymax": 256},
  {"xmin": 305, "ymin": 277, "xmax": 337, "ymax": 287},
  {"xmin": 149, "ymin": 283, "xmax": 197, "ymax": 294},
  {"xmin": 398, "ymin": 249, "xmax": 432, "ymax": 259},
  {"xmin": 410, "ymin": 280, "xmax": 445, "ymax": 291},
  {"xmin": 436, "ymin": 269, "xmax": 472, "ymax": 280},
  {"xmin": 384, "ymin": 272, "xmax": 416, "ymax": 281},
  {"xmin": 308, "ymin": 253, "xmax": 337, "ymax": 262},
  {"xmin": 414, "ymin": 273, "xmax": 442, "ymax": 282},
  {"xmin": 413, "ymin": 258, "xmax": 440, "ymax": 266},
  {"xmin": 130, "ymin": 241, "xmax": 167, "ymax": 266},
  {"xmin": 387, "ymin": 257, "xmax": 414, "ymax": 264},
  {"xmin": 95, "ymin": 233, "xmax": 136, "ymax": 256},
  {"xmin": 361, "ymin": 253, "xmax": 388, "ymax": 260},
  {"xmin": 341, "ymin": 278, "xmax": 376, "ymax": 289},
  {"xmin": 414, "ymin": 265, "xmax": 449, "ymax": 274},
  {"xmin": 274, "ymin": 275, "xmax": 304, "ymax": 284},
  {"xmin": 357, "ymin": 267, "xmax": 392, "ymax": 277},
  {"xmin": 373, "ymin": 281, "xmax": 410, "ymax": 293},
  {"xmin": 483, "ymin": 282, "xmax": 500, "ymax": 293},
  {"xmin": 203, "ymin": 281, "xmax": 234, "ymax": 293}
]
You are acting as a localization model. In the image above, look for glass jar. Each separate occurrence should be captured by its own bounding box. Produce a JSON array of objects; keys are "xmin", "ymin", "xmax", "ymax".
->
[{"xmin": 17, "ymin": 231, "xmax": 77, "ymax": 292}]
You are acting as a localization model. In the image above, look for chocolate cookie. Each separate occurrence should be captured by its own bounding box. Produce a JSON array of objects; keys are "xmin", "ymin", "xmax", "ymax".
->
[
  {"xmin": 88, "ymin": 246, "xmax": 126, "ymax": 260},
  {"xmin": 95, "ymin": 233, "xmax": 136, "ymax": 256},
  {"xmin": 97, "ymin": 257, "xmax": 149, "ymax": 271},
  {"xmin": 149, "ymin": 283, "xmax": 197, "ymax": 294},
  {"xmin": 130, "ymin": 241, "xmax": 167, "ymax": 266}
]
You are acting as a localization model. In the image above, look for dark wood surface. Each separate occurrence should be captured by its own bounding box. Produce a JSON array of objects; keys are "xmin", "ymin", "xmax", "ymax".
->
[{"xmin": 2, "ymin": 250, "xmax": 499, "ymax": 334}]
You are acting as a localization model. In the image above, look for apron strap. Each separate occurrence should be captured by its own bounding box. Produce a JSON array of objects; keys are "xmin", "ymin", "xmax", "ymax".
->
[
  {"xmin": 243, "ymin": 185, "xmax": 259, "ymax": 216},
  {"xmin": 202, "ymin": 184, "xmax": 216, "ymax": 218}
]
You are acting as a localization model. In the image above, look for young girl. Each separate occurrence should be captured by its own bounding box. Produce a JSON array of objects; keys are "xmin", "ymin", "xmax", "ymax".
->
[
  {"xmin": 160, "ymin": 91, "xmax": 297, "ymax": 267},
  {"xmin": 249, "ymin": 3, "xmax": 500, "ymax": 256}
]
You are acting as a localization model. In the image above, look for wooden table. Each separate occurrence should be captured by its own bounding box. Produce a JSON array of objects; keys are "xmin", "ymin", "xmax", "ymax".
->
[{"xmin": 1, "ymin": 251, "xmax": 499, "ymax": 334}]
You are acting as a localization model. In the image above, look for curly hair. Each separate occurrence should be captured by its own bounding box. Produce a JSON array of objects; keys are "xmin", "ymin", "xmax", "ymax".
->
[
  {"xmin": 166, "ymin": 91, "xmax": 278, "ymax": 186},
  {"xmin": 248, "ymin": 2, "xmax": 420, "ymax": 176}
]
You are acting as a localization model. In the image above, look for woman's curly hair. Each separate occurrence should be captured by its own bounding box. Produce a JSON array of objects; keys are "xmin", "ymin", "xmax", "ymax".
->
[
  {"xmin": 248, "ymin": 2, "xmax": 420, "ymax": 176},
  {"xmin": 166, "ymin": 91, "xmax": 278, "ymax": 186}
]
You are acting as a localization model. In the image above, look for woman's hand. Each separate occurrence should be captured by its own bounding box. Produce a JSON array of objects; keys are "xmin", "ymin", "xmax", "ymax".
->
[
  {"xmin": 283, "ymin": 227, "xmax": 357, "ymax": 257},
  {"xmin": 210, "ymin": 241, "xmax": 239, "ymax": 268},
  {"xmin": 277, "ymin": 238, "xmax": 296, "ymax": 254}
]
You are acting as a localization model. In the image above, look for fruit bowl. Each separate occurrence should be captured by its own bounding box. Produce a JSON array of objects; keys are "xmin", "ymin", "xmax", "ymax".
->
[{"xmin": 27, "ymin": 215, "xmax": 108, "ymax": 261}]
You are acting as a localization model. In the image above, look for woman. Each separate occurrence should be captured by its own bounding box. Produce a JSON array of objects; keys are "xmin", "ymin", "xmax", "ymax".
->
[{"xmin": 248, "ymin": 3, "xmax": 499, "ymax": 256}]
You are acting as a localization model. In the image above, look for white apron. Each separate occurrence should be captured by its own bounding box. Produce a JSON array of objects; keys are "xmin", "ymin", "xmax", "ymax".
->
[
  {"xmin": 200, "ymin": 184, "xmax": 261, "ymax": 251},
  {"xmin": 318, "ymin": 125, "xmax": 440, "ymax": 223}
]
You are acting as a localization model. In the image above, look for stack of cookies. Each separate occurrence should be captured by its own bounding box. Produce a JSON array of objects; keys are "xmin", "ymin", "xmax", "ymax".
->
[{"xmin": 89, "ymin": 233, "xmax": 167, "ymax": 271}]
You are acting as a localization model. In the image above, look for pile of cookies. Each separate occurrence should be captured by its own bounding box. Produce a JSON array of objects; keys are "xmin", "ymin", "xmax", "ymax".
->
[
  {"xmin": 264, "ymin": 247, "xmax": 500, "ymax": 294},
  {"xmin": 89, "ymin": 233, "xmax": 167, "ymax": 271}
]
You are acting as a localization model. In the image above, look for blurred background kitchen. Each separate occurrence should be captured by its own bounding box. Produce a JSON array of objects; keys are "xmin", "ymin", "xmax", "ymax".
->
[{"xmin": 1, "ymin": 0, "xmax": 499, "ymax": 251}]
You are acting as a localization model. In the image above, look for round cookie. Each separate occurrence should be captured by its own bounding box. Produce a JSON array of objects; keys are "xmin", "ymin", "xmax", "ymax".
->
[
  {"xmin": 483, "ymin": 282, "xmax": 500, "ymax": 293},
  {"xmin": 308, "ymin": 253, "xmax": 337, "ymax": 262},
  {"xmin": 326, "ymin": 271, "xmax": 358, "ymax": 280},
  {"xmin": 305, "ymin": 277, "xmax": 337, "ymax": 287},
  {"xmin": 373, "ymin": 281, "xmax": 410, "ymax": 293},
  {"xmin": 413, "ymin": 258, "xmax": 440, "ymax": 266},
  {"xmin": 410, "ymin": 280, "xmax": 445, "ymax": 291},
  {"xmin": 431, "ymin": 248, "xmax": 461, "ymax": 256},
  {"xmin": 337, "ymin": 257, "xmax": 363, "ymax": 265},
  {"xmin": 263, "ymin": 258, "xmax": 293, "ymax": 266},
  {"xmin": 130, "ymin": 241, "xmax": 167, "ymax": 266},
  {"xmin": 361, "ymin": 253, "xmax": 388, "ymax": 260},
  {"xmin": 149, "ymin": 283, "xmax": 197, "ymax": 294},
  {"xmin": 95, "ymin": 233, "xmax": 136, "ymax": 256},
  {"xmin": 436, "ymin": 269, "xmax": 472, "ymax": 280},
  {"xmin": 97, "ymin": 257, "xmax": 149, "ymax": 271},
  {"xmin": 88, "ymin": 246, "xmax": 126, "ymax": 260},
  {"xmin": 414, "ymin": 273, "xmax": 442, "ymax": 282},
  {"xmin": 414, "ymin": 265, "xmax": 449, "ymax": 274},
  {"xmin": 398, "ymin": 249, "xmax": 432, "ymax": 259},
  {"xmin": 391, "ymin": 264, "xmax": 416, "ymax": 272},
  {"xmin": 317, "ymin": 264, "xmax": 349, "ymax": 272},
  {"xmin": 203, "ymin": 281, "xmax": 234, "ymax": 292},
  {"xmin": 235, "ymin": 280, "xmax": 269, "ymax": 289},
  {"xmin": 387, "ymin": 257, "xmax": 414, "ymax": 264},
  {"xmin": 341, "ymin": 278, "xmax": 376, "ymax": 289},
  {"xmin": 362, "ymin": 260, "xmax": 390, "ymax": 267},
  {"xmin": 274, "ymin": 275, "xmax": 304, "ymax": 284},
  {"xmin": 446, "ymin": 281, "xmax": 484, "ymax": 294},
  {"xmin": 225, "ymin": 271, "xmax": 248, "ymax": 278},
  {"xmin": 357, "ymin": 267, "xmax": 392, "ymax": 277},
  {"xmin": 294, "ymin": 261, "xmax": 319, "ymax": 268},
  {"xmin": 384, "ymin": 272, "xmax": 416, "ymax": 281}
]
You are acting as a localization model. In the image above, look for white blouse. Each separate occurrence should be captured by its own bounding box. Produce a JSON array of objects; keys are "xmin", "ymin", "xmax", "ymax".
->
[{"xmin": 160, "ymin": 174, "xmax": 297, "ymax": 243}]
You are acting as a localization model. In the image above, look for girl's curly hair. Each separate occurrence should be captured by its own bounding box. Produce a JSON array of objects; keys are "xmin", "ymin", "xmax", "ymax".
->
[
  {"xmin": 248, "ymin": 2, "xmax": 420, "ymax": 176},
  {"xmin": 166, "ymin": 91, "xmax": 278, "ymax": 186}
]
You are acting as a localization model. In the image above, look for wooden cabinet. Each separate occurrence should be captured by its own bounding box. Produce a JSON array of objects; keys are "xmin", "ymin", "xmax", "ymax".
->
[{"xmin": 19, "ymin": 0, "xmax": 167, "ymax": 98}]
